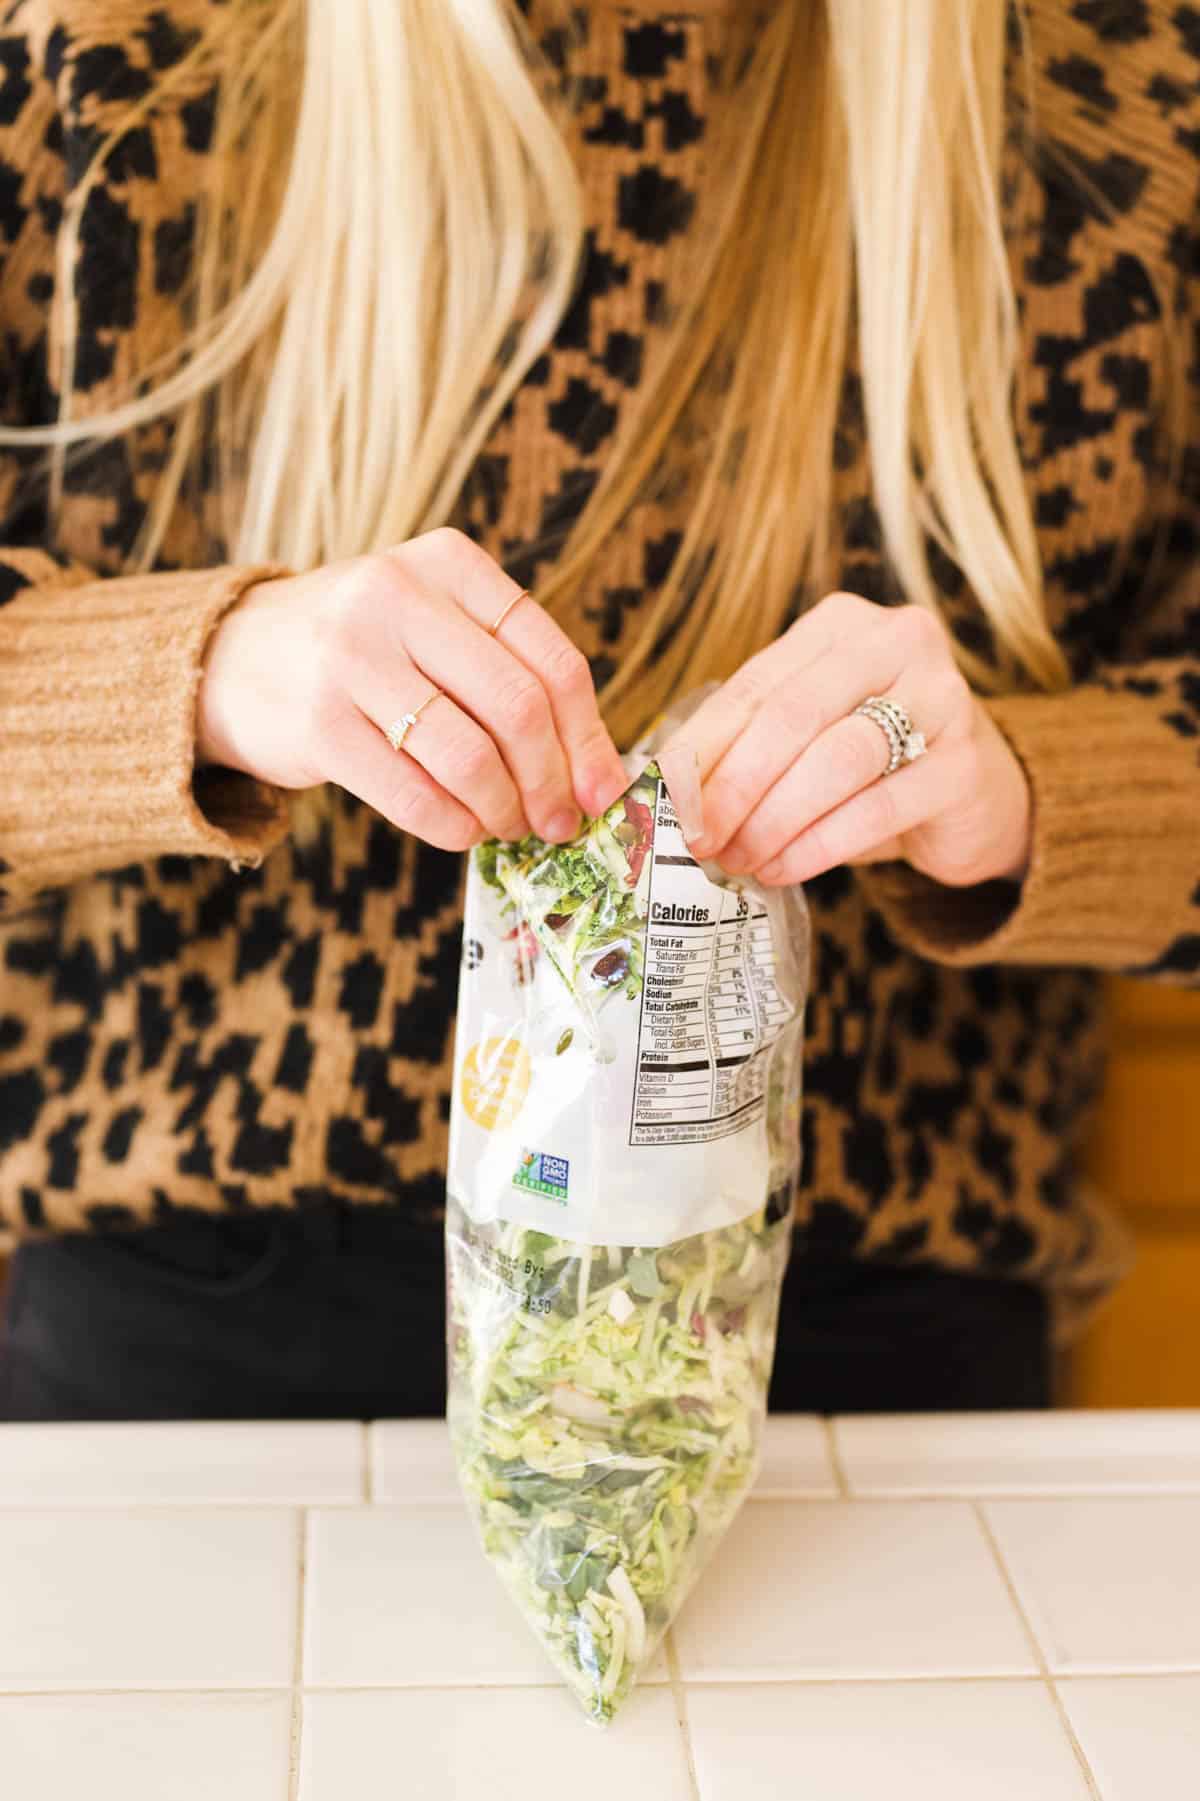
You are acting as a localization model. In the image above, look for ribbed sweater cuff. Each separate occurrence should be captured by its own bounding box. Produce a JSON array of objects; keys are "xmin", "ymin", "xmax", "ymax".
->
[
  {"xmin": 1, "ymin": 565, "xmax": 291, "ymax": 891},
  {"xmin": 860, "ymin": 684, "xmax": 1197, "ymax": 969}
]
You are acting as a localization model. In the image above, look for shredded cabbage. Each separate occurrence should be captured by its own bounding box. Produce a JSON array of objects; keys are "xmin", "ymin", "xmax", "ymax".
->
[
  {"xmin": 447, "ymin": 753, "xmax": 806, "ymax": 1722},
  {"xmin": 447, "ymin": 1197, "xmax": 791, "ymax": 1720}
]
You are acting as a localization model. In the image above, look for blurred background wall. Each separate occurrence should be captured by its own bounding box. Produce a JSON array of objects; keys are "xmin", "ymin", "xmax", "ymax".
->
[{"xmin": 1067, "ymin": 980, "xmax": 1200, "ymax": 1405}]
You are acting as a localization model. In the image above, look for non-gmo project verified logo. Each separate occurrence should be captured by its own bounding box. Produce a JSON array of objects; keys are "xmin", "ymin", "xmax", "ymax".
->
[{"xmin": 512, "ymin": 1149, "xmax": 570, "ymax": 1203}]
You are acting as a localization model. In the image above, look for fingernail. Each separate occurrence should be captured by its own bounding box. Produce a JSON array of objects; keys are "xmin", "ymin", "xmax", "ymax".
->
[
  {"xmin": 545, "ymin": 809, "xmax": 580, "ymax": 843},
  {"xmin": 758, "ymin": 859, "xmax": 782, "ymax": 883}
]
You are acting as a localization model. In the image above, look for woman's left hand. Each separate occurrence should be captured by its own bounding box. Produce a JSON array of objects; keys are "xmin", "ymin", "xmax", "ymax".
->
[{"xmin": 663, "ymin": 591, "xmax": 1033, "ymax": 889}]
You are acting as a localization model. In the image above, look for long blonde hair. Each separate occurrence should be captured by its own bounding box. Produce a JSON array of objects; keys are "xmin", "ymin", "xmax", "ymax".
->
[{"xmin": 5, "ymin": 0, "xmax": 1070, "ymax": 755}]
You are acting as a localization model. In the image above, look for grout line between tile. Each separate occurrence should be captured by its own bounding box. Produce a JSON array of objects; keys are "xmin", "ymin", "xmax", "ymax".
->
[
  {"xmin": 800, "ymin": 1484, "xmax": 1200, "ymax": 1501},
  {"xmin": 819, "ymin": 1419, "xmax": 850, "ymax": 1498},
  {"xmin": 665, "ymin": 1670, "xmax": 1050, "ymax": 1689},
  {"xmin": 293, "ymin": 1676, "xmax": 676, "ymax": 1695},
  {"xmin": 819, "ymin": 1423, "xmax": 849, "ymax": 1497},
  {"xmin": 0, "ymin": 1498, "xmax": 367, "ymax": 1513},
  {"xmin": 0, "ymin": 1670, "xmax": 1189, "ymax": 1703},
  {"xmin": 972, "ymin": 1501, "xmax": 1101, "ymax": 1801},
  {"xmin": 287, "ymin": 1511, "xmax": 309, "ymax": 1801},
  {"xmin": 7, "ymin": 1486, "xmax": 1189, "ymax": 1515},
  {"xmin": 1045, "ymin": 1679, "xmax": 1104, "ymax": 1799},
  {"xmin": 0, "ymin": 1681, "xmax": 297, "ymax": 1696},
  {"xmin": 361, "ymin": 1423, "xmax": 374, "ymax": 1504},
  {"xmin": 751, "ymin": 1489, "xmax": 842, "ymax": 1503},
  {"xmin": 264, "ymin": 1664, "xmax": 1200, "ymax": 1692},
  {"xmin": 772, "ymin": 1486, "xmax": 1200, "ymax": 1504},
  {"xmin": 0, "ymin": 1686, "xmax": 291, "ymax": 1701},
  {"xmin": 665, "ymin": 1633, "xmax": 702, "ymax": 1801}
]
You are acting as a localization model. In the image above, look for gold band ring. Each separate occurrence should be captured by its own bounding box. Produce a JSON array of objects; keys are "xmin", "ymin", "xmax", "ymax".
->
[
  {"xmin": 385, "ymin": 688, "xmax": 441, "ymax": 754},
  {"xmin": 488, "ymin": 589, "xmax": 531, "ymax": 637}
]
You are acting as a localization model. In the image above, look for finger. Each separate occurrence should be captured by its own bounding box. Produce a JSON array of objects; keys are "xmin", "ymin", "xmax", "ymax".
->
[
  {"xmin": 346, "ymin": 656, "xmax": 531, "ymax": 843},
  {"xmin": 475, "ymin": 590, "xmax": 627, "ymax": 819},
  {"xmin": 405, "ymin": 598, "xmax": 581, "ymax": 841},
  {"xmin": 689, "ymin": 640, "xmax": 904, "ymax": 860},
  {"xmin": 755, "ymin": 753, "xmax": 959, "ymax": 887},
  {"xmin": 373, "ymin": 572, "xmax": 581, "ymax": 842},
  {"xmin": 719, "ymin": 673, "xmax": 948, "ymax": 874},
  {"xmin": 392, "ymin": 530, "xmax": 626, "ymax": 819},
  {"xmin": 697, "ymin": 602, "xmax": 960, "ymax": 864},
  {"xmin": 655, "ymin": 591, "xmax": 881, "ymax": 797},
  {"xmin": 657, "ymin": 625, "xmax": 835, "ymax": 796},
  {"xmin": 321, "ymin": 709, "xmax": 484, "ymax": 853},
  {"xmin": 718, "ymin": 710, "xmax": 896, "ymax": 875}
]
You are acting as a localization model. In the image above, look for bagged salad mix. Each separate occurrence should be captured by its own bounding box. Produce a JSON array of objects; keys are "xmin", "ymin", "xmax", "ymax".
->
[{"xmin": 446, "ymin": 721, "xmax": 809, "ymax": 1723}]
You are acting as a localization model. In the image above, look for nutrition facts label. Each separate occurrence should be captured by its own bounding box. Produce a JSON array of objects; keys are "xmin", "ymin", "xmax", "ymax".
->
[{"xmin": 629, "ymin": 779, "xmax": 794, "ymax": 1147}]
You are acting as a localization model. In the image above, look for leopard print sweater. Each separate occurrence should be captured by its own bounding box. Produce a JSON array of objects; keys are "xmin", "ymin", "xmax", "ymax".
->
[{"xmin": 1, "ymin": 0, "xmax": 1199, "ymax": 1329}]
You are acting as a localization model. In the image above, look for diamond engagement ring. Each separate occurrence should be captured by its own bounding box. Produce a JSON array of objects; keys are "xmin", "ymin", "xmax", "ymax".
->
[
  {"xmin": 854, "ymin": 695, "xmax": 928, "ymax": 777},
  {"xmin": 385, "ymin": 688, "xmax": 441, "ymax": 753}
]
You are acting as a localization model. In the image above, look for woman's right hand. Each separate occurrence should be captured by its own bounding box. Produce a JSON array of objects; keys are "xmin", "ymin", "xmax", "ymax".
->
[{"xmin": 197, "ymin": 528, "xmax": 629, "ymax": 850}]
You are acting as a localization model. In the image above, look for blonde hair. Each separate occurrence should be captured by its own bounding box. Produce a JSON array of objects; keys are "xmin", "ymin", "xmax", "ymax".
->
[{"xmin": 6, "ymin": 0, "xmax": 1070, "ymax": 759}]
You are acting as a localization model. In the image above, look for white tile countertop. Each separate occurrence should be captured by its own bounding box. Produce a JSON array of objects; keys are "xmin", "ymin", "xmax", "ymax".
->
[{"xmin": 1, "ymin": 1412, "xmax": 1199, "ymax": 1799}]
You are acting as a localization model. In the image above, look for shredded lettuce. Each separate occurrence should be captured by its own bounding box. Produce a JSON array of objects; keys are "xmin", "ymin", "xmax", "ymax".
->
[
  {"xmin": 447, "ymin": 1200, "xmax": 791, "ymax": 1721},
  {"xmin": 448, "ymin": 761, "xmax": 803, "ymax": 1722}
]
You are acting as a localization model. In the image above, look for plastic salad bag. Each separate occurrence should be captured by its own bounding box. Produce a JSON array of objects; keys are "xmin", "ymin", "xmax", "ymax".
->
[{"xmin": 446, "ymin": 711, "xmax": 809, "ymax": 1723}]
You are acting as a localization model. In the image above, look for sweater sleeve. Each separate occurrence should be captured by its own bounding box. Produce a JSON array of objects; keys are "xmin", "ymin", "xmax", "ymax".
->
[
  {"xmin": 0, "ymin": 26, "xmax": 292, "ymax": 912},
  {"xmin": 860, "ymin": 632, "xmax": 1200, "ymax": 983},
  {"xmin": 862, "ymin": 26, "xmax": 1200, "ymax": 986},
  {"xmin": 0, "ymin": 549, "xmax": 291, "ymax": 912}
]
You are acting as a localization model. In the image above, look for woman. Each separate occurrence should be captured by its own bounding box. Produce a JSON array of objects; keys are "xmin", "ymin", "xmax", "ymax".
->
[{"xmin": 0, "ymin": 0, "xmax": 1196, "ymax": 1420}]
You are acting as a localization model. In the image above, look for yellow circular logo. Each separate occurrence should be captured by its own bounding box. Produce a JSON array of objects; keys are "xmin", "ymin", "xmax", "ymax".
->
[{"xmin": 459, "ymin": 1036, "xmax": 531, "ymax": 1132}]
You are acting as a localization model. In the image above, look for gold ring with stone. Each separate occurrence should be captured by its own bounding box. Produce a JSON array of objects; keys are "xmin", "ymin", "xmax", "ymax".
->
[{"xmin": 385, "ymin": 688, "xmax": 441, "ymax": 754}]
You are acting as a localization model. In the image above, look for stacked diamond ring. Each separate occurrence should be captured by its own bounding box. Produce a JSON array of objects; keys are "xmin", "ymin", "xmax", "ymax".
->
[{"xmin": 854, "ymin": 695, "xmax": 928, "ymax": 777}]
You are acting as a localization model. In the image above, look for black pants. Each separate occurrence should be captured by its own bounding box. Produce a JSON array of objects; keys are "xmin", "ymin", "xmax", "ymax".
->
[{"xmin": 0, "ymin": 1204, "xmax": 1051, "ymax": 1421}]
